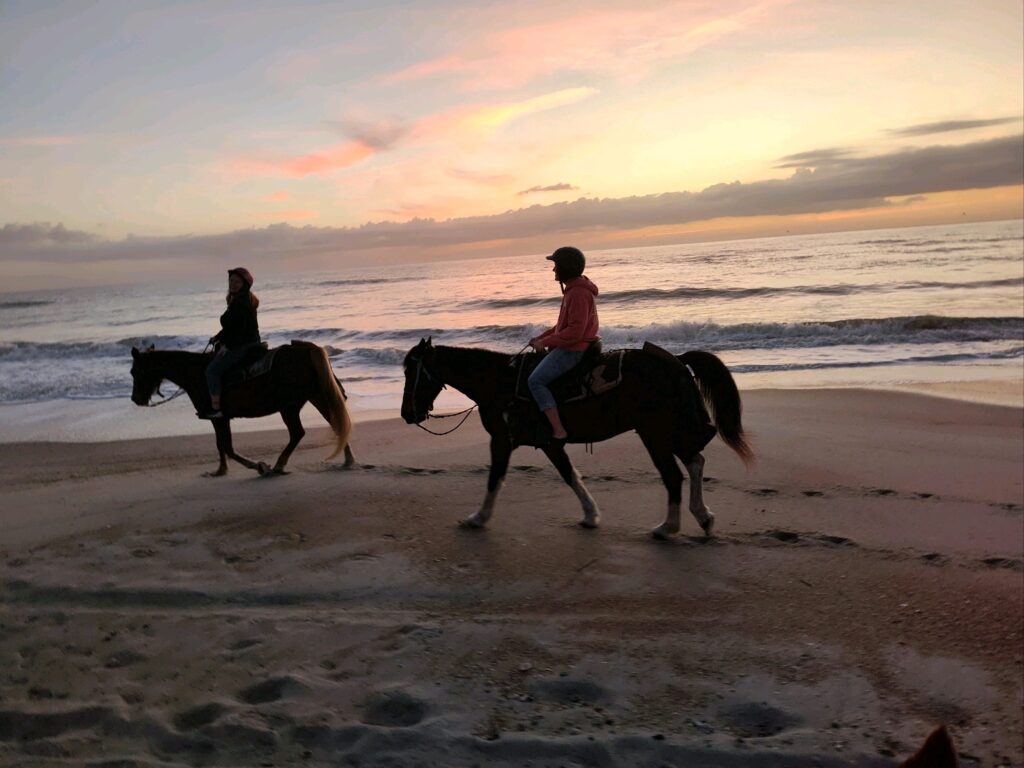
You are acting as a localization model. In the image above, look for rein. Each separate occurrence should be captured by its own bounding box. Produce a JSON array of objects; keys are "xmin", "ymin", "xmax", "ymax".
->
[
  {"xmin": 414, "ymin": 405, "xmax": 479, "ymax": 435},
  {"xmin": 146, "ymin": 387, "xmax": 187, "ymax": 407}
]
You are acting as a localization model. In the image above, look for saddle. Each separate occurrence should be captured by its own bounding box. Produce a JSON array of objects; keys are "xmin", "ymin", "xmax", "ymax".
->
[
  {"xmin": 222, "ymin": 342, "xmax": 278, "ymax": 387},
  {"xmin": 506, "ymin": 341, "xmax": 626, "ymax": 446}
]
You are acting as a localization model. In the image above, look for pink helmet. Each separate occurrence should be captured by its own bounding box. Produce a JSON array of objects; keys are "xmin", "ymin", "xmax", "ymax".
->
[{"xmin": 227, "ymin": 267, "xmax": 254, "ymax": 288}]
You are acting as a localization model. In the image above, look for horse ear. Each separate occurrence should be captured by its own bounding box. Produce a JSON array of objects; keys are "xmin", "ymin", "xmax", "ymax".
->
[
  {"xmin": 131, "ymin": 347, "xmax": 139, "ymax": 359},
  {"xmin": 146, "ymin": 344, "xmax": 155, "ymax": 352},
  {"xmin": 426, "ymin": 335, "xmax": 432, "ymax": 346}
]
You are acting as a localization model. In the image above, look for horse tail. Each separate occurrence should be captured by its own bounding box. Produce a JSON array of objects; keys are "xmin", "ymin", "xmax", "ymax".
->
[
  {"xmin": 298, "ymin": 341, "xmax": 352, "ymax": 461},
  {"xmin": 678, "ymin": 350, "xmax": 753, "ymax": 466}
]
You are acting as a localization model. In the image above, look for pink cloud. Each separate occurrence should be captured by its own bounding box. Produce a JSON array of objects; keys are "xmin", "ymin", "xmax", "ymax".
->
[
  {"xmin": 229, "ymin": 87, "xmax": 594, "ymax": 181},
  {"xmin": 231, "ymin": 141, "xmax": 376, "ymax": 178},
  {"xmin": 381, "ymin": 0, "xmax": 791, "ymax": 90},
  {"xmin": 267, "ymin": 191, "xmax": 291, "ymax": 202}
]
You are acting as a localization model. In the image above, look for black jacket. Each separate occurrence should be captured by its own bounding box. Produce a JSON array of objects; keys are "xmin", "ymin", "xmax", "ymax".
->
[{"xmin": 214, "ymin": 292, "xmax": 260, "ymax": 348}]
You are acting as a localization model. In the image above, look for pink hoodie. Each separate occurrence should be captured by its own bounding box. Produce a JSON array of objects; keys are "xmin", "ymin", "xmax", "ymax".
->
[{"xmin": 536, "ymin": 276, "xmax": 600, "ymax": 352}]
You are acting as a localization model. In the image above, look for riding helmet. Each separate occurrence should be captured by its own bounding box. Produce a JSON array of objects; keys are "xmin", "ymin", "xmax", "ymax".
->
[
  {"xmin": 228, "ymin": 267, "xmax": 254, "ymax": 288},
  {"xmin": 546, "ymin": 246, "xmax": 585, "ymax": 280}
]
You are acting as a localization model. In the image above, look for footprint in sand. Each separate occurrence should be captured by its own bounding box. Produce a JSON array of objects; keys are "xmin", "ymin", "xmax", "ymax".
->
[
  {"xmin": 237, "ymin": 675, "xmax": 307, "ymax": 705},
  {"xmin": 980, "ymin": 557, "xmax": 1022, "ymax": 570},
  {"xmin": 801, "ymin": 490, "xmax": 824, "ymax": 497},
  {"xmin": 717, "ymin": 701, "xmax": 801, "ymax": 738},
  {"xmin": 870, "ymin": 488, "xmax": 897, "ymax": 496},
  {"xmin": 360, "ymin": 690, "xmax": 427, "ymax": 727},
  {"xmin": 173, "ymin": 702, "xmax": 230, "ymax": 731},
  {"xmin": 751, "ymin": 488, "xmax": 779, "ymax": 497}
]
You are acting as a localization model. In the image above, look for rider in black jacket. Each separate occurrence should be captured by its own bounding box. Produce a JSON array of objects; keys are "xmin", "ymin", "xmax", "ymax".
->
[{"xmin": 203, "ymin": 267, "xmax": 260, "ymax": 418}]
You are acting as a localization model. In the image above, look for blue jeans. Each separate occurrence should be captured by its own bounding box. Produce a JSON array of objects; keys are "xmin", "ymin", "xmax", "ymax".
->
[
  {"xmin": 206, "ymin": 345, "xmax": 255, "ymax": 398},
  {"xmin": 528, "ymin": 348, "xmax": 584, "ymax": 411}
]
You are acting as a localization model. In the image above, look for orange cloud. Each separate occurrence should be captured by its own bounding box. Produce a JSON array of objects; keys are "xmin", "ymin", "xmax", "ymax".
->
[{"xmin": 267, "ymin": 191, "xmax": 290, "ymax": 202}]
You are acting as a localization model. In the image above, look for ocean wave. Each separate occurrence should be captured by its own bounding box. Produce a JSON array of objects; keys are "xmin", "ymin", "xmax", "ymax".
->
[
  {"xmin": 318, "ymin": 276, "xmax": 414, "ymax": 287},
  {"xmin": 598, "ymin": 315, "xmax": 1024, "ymax": 351},
  {"xmin": 466, "ymin": 277, "xmax": 1024, "ymax": 309},
  {"xmin": 732, "ymin": 346, "xmax": 1024, "ymax": 374},
  {"xmin": 0, "ymin": 300, "xmax": 54, "ymax": 310},
  {"xmin": 2, "ymin": 316, "xmax": 1020, "ymax": 366}
]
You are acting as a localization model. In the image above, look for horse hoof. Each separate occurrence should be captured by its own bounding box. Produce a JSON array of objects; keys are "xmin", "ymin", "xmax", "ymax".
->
[
  {"xmin": 701, "ymin": 511, "xmax": 716, "ymax": 537},
  {"xmin": 578, "ymin": 518, "xmax": 600, "ymax": 529},
  {"xmin": 650, "ymin": 525, "xmax": 677, "ymax": 540},
  {"xmin": 256, "ymin": 462, "xmax": 270, "ymax": 476},
  {"xmin": 459, "ymin": 517, "xmax": 485, "ymax": 529}
]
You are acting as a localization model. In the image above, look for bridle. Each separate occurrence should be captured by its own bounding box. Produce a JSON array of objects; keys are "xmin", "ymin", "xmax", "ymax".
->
[
  {"xmin": 406, "ymin": 353, "xmax": 477, "ymax": 435},
  {"xmin": 138, "ymin": 341, "xmax": 211, "ymax": 408}
]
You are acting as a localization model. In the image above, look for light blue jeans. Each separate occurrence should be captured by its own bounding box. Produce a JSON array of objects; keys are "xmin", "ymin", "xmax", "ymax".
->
[{"xmin": 528, "ymin": 348, "xmax": 584, "ymax": 411}]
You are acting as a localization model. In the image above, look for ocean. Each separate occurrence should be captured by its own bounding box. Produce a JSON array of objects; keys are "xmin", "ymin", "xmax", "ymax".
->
[{"xmin": 1, "ymin": 219, "xmax": 1021, "ymax": 442}]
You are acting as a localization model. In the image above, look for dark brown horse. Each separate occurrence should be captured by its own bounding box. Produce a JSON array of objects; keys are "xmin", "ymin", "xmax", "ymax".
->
[
  {"xmin": 401, "ymin": 339, "xmax": 751, "ymax": 537},
  {"xmin": 130, "ymin": 340, "xmax": 354, "ymax": 476}
]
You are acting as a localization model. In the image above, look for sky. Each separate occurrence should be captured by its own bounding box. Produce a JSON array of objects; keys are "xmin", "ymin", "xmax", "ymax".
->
[{"xmin": 1, "ymin": 0, "xmax": 1022, "ymax": 289}]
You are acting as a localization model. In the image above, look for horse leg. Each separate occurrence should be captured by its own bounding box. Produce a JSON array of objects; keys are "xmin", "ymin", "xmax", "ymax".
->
[
  {"xmin": 640, "ymin": 431, "xmax": 684, "ymax": 539},
  {"xmin": 264, "ymin": 407, "xmax": 305, "ymax": 475},
  {"xmin": 542, "ymin": 442, "xmax": 600, "ymax": 528},
  {"xmin": 217, "ymin": 419, "xmax": 262, "ymax": 473},
  {"xmin": 204, "ymin": 420, "xmax": 230, "ymax": 477},
  {"xmin": 342, "ymin": 443, "xmax": 356, "ymax": 467},
  {"xmin": 461, "ymin": 436, "xmax": 511, "ymax": 528},
  {"xmin": 677, "ymin": 450, "xmax": 714, "ymax": 536}
]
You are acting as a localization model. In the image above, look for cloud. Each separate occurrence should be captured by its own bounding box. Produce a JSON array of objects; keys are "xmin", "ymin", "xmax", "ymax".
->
[
  {"xmin": 417, "ymin": 88, "xmax": 599, "ymax": 138},
  {"xmin": 888, "ymin": 117, "xmax": 1023, "ymax": 137},
  {"xmin": 775, "ymin": 147, "xmax": 856, "ymax": 169},
  {"xmin": 231, "ymin": 140, "xmax": 376, "ymax": 177},
  {"xmin": 382, "ymin": 0, "xmax": 790, "ymax": 90},
  {"xmin": 518, "ymin": 183, "xmax": 580, "ymax": 196},
  {"xmin": 324, "ymin": 117, "xmax": 410, "ymax": 150},
  {"xmin": 7, "ymin": 135, "xmax": 1020, "ymax": 268},
  {"xmin": 267, "ymin": 191, "xmax": 290, "ymax": 202},
  {"xmin": 230, "ymin": 88, "xmax": 596, "ymax": 179},
  {"xmin": 0, "ymin": 222, "xmax": 98, "ymax": 245}
]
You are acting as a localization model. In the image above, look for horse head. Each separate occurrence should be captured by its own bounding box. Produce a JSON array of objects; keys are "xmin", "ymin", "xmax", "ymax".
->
[
  {"xmin": 130, "ymin": 345, "xmax": 163, "ymax": 406},
  {"xmin": 401, "ymin": 337, "xmax": 444, "ymax": 424}
]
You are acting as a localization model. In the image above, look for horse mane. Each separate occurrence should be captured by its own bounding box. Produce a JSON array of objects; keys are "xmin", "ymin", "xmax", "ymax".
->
[{"xmin": 434, "ymin": 345, "xmax": 511, "ymax": 367}]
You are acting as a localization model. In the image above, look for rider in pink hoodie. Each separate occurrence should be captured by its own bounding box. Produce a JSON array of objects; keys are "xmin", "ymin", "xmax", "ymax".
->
[{"xmin": 528, "ymin": 246, "xmax": 600, "ymax": 440}]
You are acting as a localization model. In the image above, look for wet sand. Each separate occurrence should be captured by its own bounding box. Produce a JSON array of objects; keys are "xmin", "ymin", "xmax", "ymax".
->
[{"xmin": 0, "ymin": 389, "xmax": 1021, "ymax": 766}]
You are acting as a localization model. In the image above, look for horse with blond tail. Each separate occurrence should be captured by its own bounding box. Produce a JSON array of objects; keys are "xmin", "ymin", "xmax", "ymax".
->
[{"xmin": 130, "ymin": 340, "xmax": 354, "ymax": 476}]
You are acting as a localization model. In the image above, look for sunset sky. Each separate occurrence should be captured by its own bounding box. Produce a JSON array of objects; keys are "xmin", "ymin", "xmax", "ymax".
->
[{"xmin": 1, "ymin": 0, "xmax": 1022, "ymax": 288}]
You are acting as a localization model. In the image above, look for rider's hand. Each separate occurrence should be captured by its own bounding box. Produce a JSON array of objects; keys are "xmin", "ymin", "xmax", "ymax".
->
[{"xmin": 529, "ymin": 339, "xmax": 546, "ymax": 352}]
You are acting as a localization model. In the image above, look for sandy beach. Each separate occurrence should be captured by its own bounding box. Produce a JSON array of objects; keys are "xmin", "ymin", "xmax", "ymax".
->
[{"xmin": 0, "ymin": 388, "xmax": 1021, "ymax": 766}]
